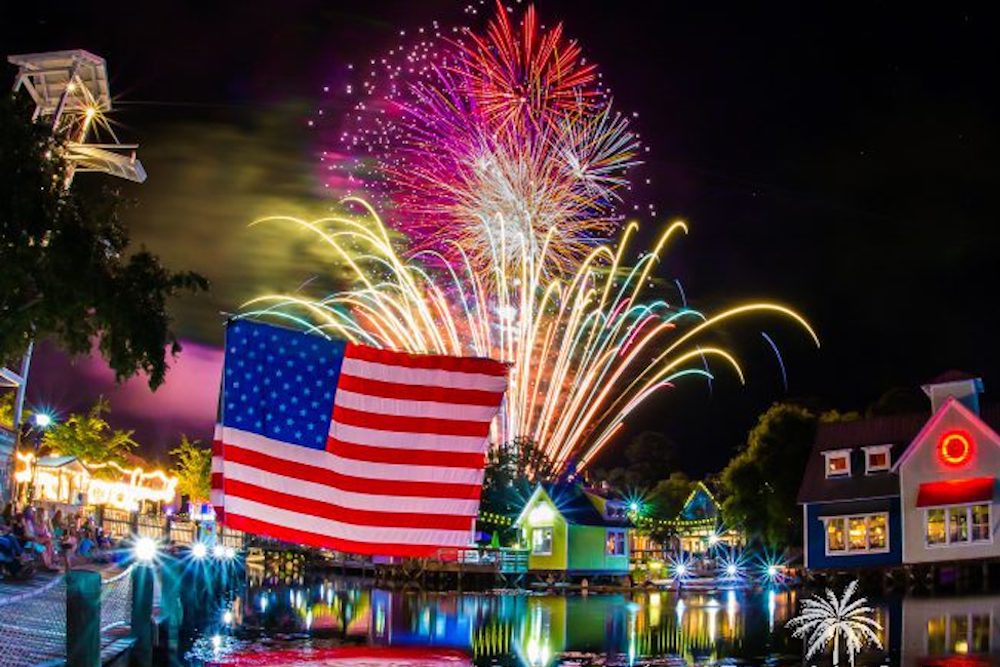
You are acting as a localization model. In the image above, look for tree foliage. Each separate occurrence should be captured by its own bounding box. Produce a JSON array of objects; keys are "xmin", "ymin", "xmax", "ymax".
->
[
  {"xmin": 596, "ymin": 431, "xmax": 678, "ymax": 489},
  {"xmin": 170, "ymin": 435, "xmax": 212, "ymax": 502},
  {"xmin": 0, "ymin": 94, "xmax": 208, "ymax": 389},
  {"xmin": 40, "ymin": 397, "xmax": 136, "ymax": 465},
  {"xmin": 0, "ymin": 390, "xmax": 30, "ymax": 430},
  {"xmin": 480, "ymin": 437, "xmax": 557, "ymax": 517},
  {"xmin": 720, "ymin": 402, "xmax": 857, "ymax": 548},
  {"xmin": 643, "ymin": 471, "xmax": 694, "ymax": 542}
]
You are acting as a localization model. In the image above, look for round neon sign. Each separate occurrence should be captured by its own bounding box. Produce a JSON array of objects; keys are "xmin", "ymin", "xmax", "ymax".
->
[{"xmin": 938, "ymin": 430, "xmax": 973, "ymax": 467}]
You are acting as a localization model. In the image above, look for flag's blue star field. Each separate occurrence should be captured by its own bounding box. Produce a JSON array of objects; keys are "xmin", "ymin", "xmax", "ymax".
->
[{"xmin": 222, "ymin": 320, "xmax": 345, "ymax": 450}]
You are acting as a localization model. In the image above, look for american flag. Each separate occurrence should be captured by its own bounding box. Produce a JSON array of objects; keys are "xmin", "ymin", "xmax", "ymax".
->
[{"xmin": 210, "ymin": 320, "xmax": 507, "ymax": 557}]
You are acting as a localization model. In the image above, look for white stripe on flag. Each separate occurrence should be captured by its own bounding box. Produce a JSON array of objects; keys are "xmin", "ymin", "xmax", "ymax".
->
[
  {"xmin": 333, "ymin": 388, "xmax": 500, "ymax": 421},
  {"xmin": 341, "ymin": 358, "xmax": 508, "ymax": 391},
  {"xmin": 224, "ymin": 496, "xmax": 474, "ymax": 546},
  {"xmin": 223, "ymin": 428, "xmax": 484, "ymax": 485},
  {"xmin": 328, "ymin": 421, "xmax": 488, "ymax": 453},
  {"xmin": 222, "ymin": 460, "xmax": 481, "ymax": 516}
]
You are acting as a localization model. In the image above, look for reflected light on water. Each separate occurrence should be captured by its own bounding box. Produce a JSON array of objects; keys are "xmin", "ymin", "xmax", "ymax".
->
[{"xmin": 187, "ymin": 578, "xmax": 1000, "ymax": 667}]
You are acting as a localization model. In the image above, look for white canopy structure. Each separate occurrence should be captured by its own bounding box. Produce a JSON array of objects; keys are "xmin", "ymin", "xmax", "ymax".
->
[
  {"xmin": 2, "ymin": 51, "xmax": 147, "ymax": 503},
  {"xmin": 9, "ymin": 49, "xmax": 146, "ymax": 183}
]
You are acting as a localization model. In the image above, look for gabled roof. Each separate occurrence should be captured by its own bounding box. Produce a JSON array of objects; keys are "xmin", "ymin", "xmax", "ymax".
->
[
  {"xmin": 515, "ymin": 482, "xmax": 632, "ymax": 528},
  {"xmin": 893, "ymin": 397, "xmax": 1000, "ymax": 471},
  {"xmin": 677, "ymin": 482, "xmax": 720, "ymax": 521},
  {"xmin": 37, "ymin": 455, "xmax": 83, "ymax": 468},
  {"xmin": 797, "ymin": 414, "xmax": 925, "ymax": 504},
  {"xmin": 925, "ymin": 370, "xmax": 980, "ymax": 386},
  {"xmin": 798, "ymin": 400, "xmax": 1000, "ymax": 504}
]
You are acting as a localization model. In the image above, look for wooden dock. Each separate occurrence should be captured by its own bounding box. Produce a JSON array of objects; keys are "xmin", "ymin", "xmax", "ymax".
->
[{"xmin": 0, "ymin": 564, "xmax": 139, "ymax": 667}]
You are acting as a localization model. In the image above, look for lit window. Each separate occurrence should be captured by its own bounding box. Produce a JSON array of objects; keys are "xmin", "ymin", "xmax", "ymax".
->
[
  {"xmin": 926, "ymin": 504, "xmax": 991, "ymax": 546},
  {"xmin": 949, "ymin": 507, "xmax": 969, "ymax": 543},
  {"xmin": 971, "ymin": 504, "xmax": 990, "ymax": 542},
  {"xmin": 824, "ymin": 513, "xmax": 889, "ymax": 555},
  {"xmin": 824, "ymin": 450, "xmax": 851, "ymax": 478},
  {"xmin": 606, "ymin": 529, "xmax": 626, "ymax": 556},
  {"xmin": 826, "ymin": 517, "xmax": 846, "ymax": 552},
  {"xmin": 531, "ymin": 527, "xmax": 553, "ymax": 555},
  {"xmin": 868, "ymin": 514, "xmax": 887, "ymax": 549},
  {"xmin": 848, "ymin": 517, "xmax": 868, "ymax": 551},
  {"xmin": 972, "ymin": 614, "xmax": 990, "ymax": 653},
  {"xmin": 950, "ymin": 615, "xmax": 970, "ymax": 654},
  {"xmin": 927, "ymin": 509, "xmax": 946, "ymax": 545},
  {"xmin": 927, "ymin": 616, "xmax": 946, "ymax": 655},
  {"xmin": 863, "ymin": 445, "xmax": 891, "ymax": 473}
]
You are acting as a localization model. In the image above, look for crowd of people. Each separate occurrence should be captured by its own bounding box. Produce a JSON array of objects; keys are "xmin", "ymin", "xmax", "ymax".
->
[{"xmin": 0, "ymin": 502, "xmax": 114, "ymax": 578}]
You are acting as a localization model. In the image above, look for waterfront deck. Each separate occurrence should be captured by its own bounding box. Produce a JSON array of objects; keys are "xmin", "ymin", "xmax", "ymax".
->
[{"xmin": 0, "ymin": 563, "xmax": 136, "ymax": 667}]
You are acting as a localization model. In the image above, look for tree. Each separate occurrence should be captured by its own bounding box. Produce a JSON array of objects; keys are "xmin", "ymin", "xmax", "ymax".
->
[
  {"xmin": 644, "ymin": 471, "xmax": 694, "ymax": 543},
  {"xmin": 40, "ymin": 397, "xmax": 136, "ymax": 465},
  {"xmin": 596, "ymin": 431, "xmax": 678, "ymax": 489},
  {"xmin": 170, "ymin": 435, "xmax": 212, "ymax": 502},
  {"xmin": 480, "ymin": 437, "xmax": 557, "ymax": 518},
  {"xmin": 0, "ymin": 94, "xmax": 207, "ymax": 390},
  {"xmin": 0, "ymin": 390, "xmax": 29, "ymax": 430},
  {"xmin": 720, "ymin": 402, "xmax": 825, "ymax": 548},
  {"xmin": 648, "ymin": 471, "xmax": 694, "ymax": 519}
]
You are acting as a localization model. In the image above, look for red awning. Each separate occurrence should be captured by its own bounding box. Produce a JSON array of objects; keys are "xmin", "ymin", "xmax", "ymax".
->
[{"xmin": 916, "ymin": 477, "xmax": 995, "ymax": 507}]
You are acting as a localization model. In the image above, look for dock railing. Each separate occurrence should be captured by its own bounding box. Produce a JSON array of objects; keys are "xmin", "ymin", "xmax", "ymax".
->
[{"xmin": 425, "ymin": 546, "xmax": 528, "ymax": 574}]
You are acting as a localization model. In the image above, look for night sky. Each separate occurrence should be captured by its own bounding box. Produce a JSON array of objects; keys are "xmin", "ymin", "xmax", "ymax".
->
[{"xmin": 3, "ymin": 2, "xmax": 998, "ymax": 474}]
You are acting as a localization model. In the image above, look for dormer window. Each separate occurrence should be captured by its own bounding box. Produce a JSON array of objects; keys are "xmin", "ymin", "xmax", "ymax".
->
[
  {"xmin": 824, "ymin": 449, "xmax": 852, "ymax": 478},
  {"xmin": 863, "ymin": 445, "xmax": 891, "ymax": 473}
]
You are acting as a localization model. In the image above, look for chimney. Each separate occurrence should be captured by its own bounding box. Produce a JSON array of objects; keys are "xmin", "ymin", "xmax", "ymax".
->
[{"xmin": 922, "ymin": 372, "xmax": 984, "ymax": 415}]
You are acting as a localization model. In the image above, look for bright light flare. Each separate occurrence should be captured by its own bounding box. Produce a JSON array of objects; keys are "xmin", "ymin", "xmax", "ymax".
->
[
  {"xmin": 191, "ymin": 542, "xmax": 208, "ymax": 560},
  {"xmin": 133, "ymin": 537, "xmax": 158, "ymax": 563}
]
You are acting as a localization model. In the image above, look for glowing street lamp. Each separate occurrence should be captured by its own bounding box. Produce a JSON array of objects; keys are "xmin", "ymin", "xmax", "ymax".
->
[
  {"xmin": 191, "ymin": 542, "xmax": 208, "ymax": 560},
  {"xmin": 133, "ymin": 537, "xmax": 158, "ymax": 564},
  {"xmin": 33, "ymin": 412, "xmax": 53, "ymax": 429}
]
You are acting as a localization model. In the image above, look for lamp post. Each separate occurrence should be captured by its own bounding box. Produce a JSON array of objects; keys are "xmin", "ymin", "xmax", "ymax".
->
[{"xmin": 24, "ymin": 411, "xmax": 54, "ymax": 503}]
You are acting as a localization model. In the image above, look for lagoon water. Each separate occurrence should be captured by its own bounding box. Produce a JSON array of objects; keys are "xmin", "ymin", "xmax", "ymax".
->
[{"xmin": 184, "ymin": 577, "xmax": 1000, "ymax": 667}]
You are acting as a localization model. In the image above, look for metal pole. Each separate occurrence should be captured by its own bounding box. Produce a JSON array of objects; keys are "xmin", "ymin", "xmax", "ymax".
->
[{"xmin": 49, "ymin": 60, "xmax": 81, "ymax": 132}]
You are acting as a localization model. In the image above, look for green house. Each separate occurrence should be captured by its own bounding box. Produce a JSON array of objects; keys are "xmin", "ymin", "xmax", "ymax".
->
[{"xmin": 514, "ymin": 483, "xmax": 632, "ymax": 576}]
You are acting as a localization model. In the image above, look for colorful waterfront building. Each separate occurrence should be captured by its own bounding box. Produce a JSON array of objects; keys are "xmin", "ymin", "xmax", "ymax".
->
[
  {"xmin": 630, "ymin": 482, "xmax": 743, "ymax": 562},
  {"xmin": 514, "ymin": 483, "xmax": 632, "ymax": 578},
  {"xmin": 799, "ymin": 372, "xmax": 1000, "ymax": 570}
]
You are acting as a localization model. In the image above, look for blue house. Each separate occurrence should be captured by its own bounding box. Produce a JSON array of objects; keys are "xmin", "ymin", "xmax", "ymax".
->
[{"xmin": 798, "ymin": 372, "xmax": 1000, "ymax": 571}]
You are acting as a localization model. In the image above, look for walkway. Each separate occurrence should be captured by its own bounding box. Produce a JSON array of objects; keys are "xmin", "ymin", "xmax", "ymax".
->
[{"xmin": 0, "ymin": 564, "xmax": 134, "ymax": 667}]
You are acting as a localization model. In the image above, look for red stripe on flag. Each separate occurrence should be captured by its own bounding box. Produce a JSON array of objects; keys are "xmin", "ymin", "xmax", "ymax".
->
[
  {"xmin": 337, "ymin": 373, "xmax": 503, "ymax": 407},
  {"xmin": 332, "ymin": 405, "xmax": 491, "ymax": 438},
  {"xmin": 346, "ymin": 343, "xmax": 507, "ymax": 376},
  {"xmin": 211, "ymin": 472, "xmax": 224, "ymax": 488},
  {"xmin": 223, "ymin": 443, "xmax": 483, "ymax": 499},
  {"xmin": 223, "ymin": 513, "xmax": 450, "ymax": 557},
  {"xmin": 327, "ymin": 437, "xmax": 486, "ymax": 469},
  {"xmin": 223, "ymin": 479, "xmax": 474, "ymax": 531}
]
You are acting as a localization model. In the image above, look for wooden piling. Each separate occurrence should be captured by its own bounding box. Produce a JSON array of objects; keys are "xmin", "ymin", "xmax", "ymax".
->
[
  {"xmin": 129, "ymin": 565, "xmax": 154, "ymax": 667},
  {"xmin": 66, "ymin": 569, "xmax": 101, "ymax": 667}
]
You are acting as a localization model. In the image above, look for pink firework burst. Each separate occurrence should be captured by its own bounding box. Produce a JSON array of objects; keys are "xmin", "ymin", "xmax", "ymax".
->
[{"xmin": 323, "ymin": 2, "xmax": 640, "ymax": 275}]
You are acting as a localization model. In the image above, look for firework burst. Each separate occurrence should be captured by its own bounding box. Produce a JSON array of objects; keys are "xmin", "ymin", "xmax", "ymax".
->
[
  {"xmin": 454, "ymin": 1, "xmax": 601, "ymax": 132},
  {"xmin": 786, "ymin": 580, "xmax": 883, "ymax": 667},
  {"xmin": 327, "ymin": 2, "xmax": 641, "ymax": 275},
  {"xmin": 243, "ymin": 200, "xmax": 817, "ymax": 471}
]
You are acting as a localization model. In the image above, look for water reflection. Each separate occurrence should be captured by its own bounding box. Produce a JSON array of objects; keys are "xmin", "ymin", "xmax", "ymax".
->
[
  {"xmin": 193, "ymin": 584, "xmax": 800, "ymax": 666},
  {"xmin": 189, "ymin": 581, "xmax": 1000, "ymax": 667}
]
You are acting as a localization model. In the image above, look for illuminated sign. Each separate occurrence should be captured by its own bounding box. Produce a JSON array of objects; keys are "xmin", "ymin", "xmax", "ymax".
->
[{"xmin": 938, "ymin": 430, "xmax": 973, "ymax": 467}]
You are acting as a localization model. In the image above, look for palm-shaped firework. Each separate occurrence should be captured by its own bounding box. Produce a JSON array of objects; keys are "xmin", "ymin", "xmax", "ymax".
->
[{"xmin": 785, "ymin": 580, "xmax": 883, "ymax": 667}]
